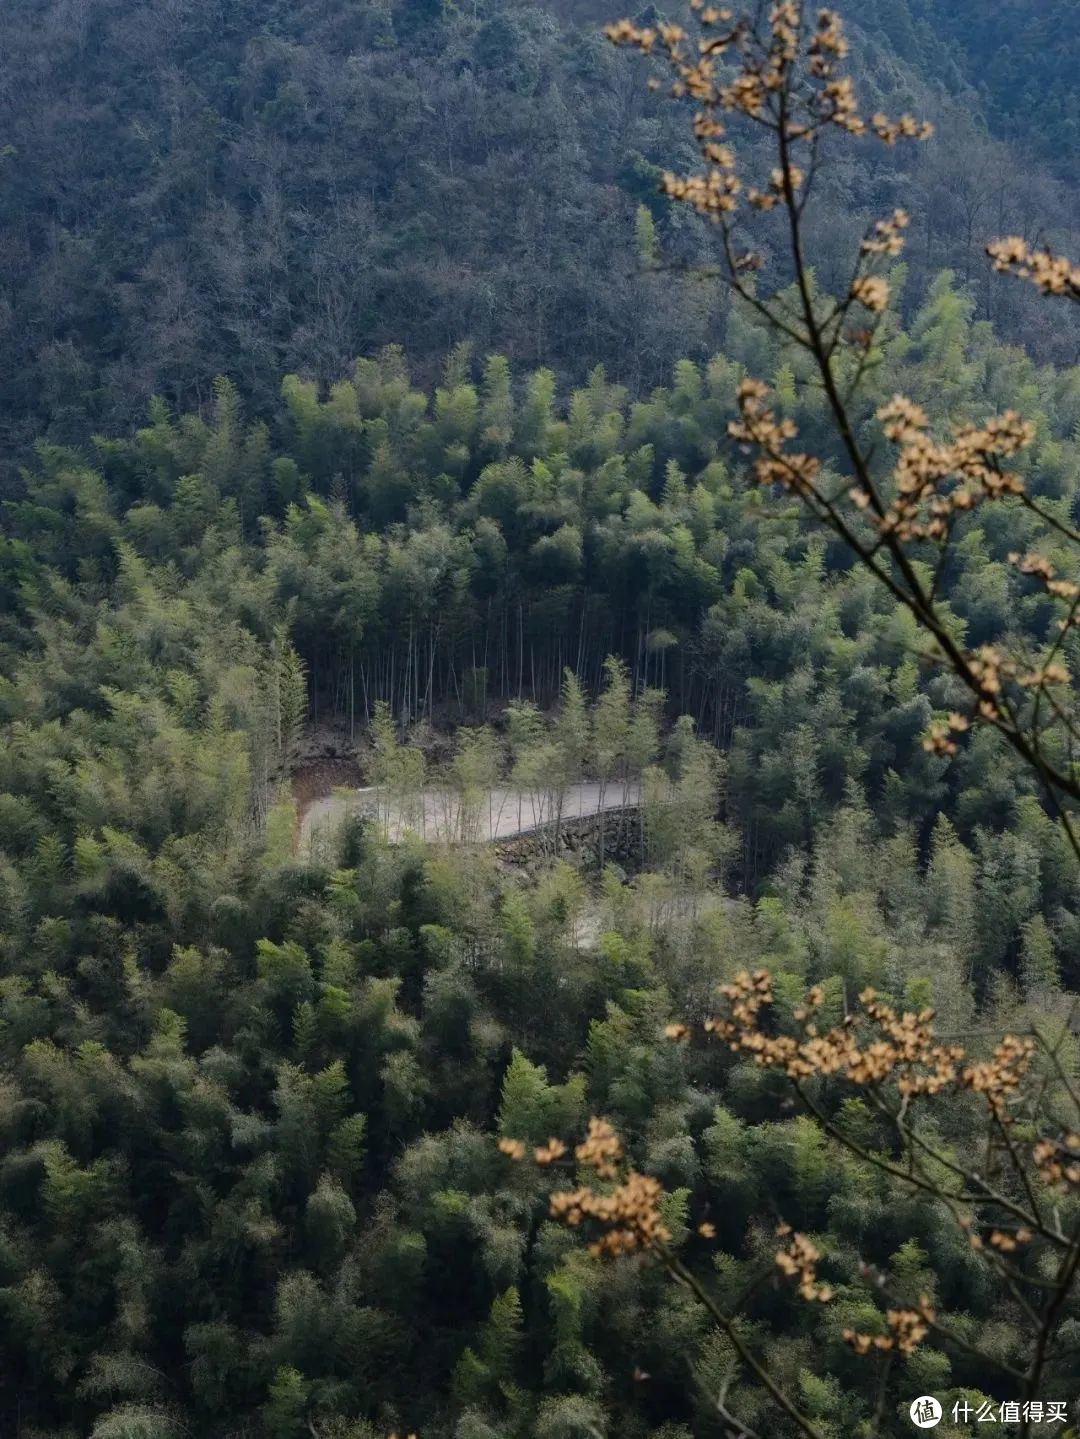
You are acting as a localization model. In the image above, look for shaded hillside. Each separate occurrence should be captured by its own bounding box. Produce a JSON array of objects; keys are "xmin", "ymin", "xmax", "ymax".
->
[
  {"xmin": 855, "ymin": 0, "xmax": 1080, "ymax": 169},
  {"xmin": 0, "ymin": 0, "xmax": 1077, "ymax": 477}
]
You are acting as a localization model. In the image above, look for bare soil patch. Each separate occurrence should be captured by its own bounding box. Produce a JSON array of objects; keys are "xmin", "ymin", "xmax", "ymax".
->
[{"xmin": 291, "ymin": 758, "xmax": 365, "ymax": 834}]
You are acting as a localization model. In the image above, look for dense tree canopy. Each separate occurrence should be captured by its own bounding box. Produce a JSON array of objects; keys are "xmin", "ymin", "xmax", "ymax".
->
[
  {"xmin": 2, "ymin": 286, "xmax": 1080, "ymax": 1434},
  {"xmin": 2, "ymin": 1, "xmax": 1080, "ymax": 1436},
  {"xmin": 857, "ymin": 0, "xmax": 1080, "ymax": 168},
  {"xmin": 1, "ymin": 0, "xmax": 1079, "ymax": 478}
]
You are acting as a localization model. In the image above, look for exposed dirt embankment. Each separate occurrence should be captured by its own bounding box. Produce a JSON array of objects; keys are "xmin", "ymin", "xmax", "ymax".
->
[{"xmin": 291, "ymin": 758, "xmax": 364, "ymax": 841}]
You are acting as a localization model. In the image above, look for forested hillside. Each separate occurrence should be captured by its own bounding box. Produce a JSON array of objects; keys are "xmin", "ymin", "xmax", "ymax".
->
[
  {"xmin": 2, "ymin": 2, "xmax": 1080, "ymax": 1438},
  {"xmin": 855, "ymin": 0, "xmax": 1080, "ymax": 167},
  {"xmin": 1, "ymin": 0, "xmax": 1079, "ymax": 472}
]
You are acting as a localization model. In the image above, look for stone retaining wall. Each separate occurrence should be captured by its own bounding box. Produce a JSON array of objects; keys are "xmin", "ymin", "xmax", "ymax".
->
[{"xmin": 494, "ymin": 806, "xmax": 643, "ymax": 872}]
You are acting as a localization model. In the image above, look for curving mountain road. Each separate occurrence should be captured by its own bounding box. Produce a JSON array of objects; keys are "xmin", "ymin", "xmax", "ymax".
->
[{"xmin": 299, "ymin": 781, "xmax": 642, "ymax": 855}]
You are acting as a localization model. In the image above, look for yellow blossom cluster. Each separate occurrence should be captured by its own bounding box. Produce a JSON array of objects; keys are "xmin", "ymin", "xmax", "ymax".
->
[
  {"xmin": 888, "ymin": 1306, "xmax": 930, "ymax": 1355},
  {"xmin": 603, "ymin": 18, "xmax": 659, "ymax": 52},
  {"xmin": 854, "ymin": 991, "xmax": 963, "ymax": 1095},
  {"xmin": 748, "ymin": 162, "xmax": 804, "ymax": 210},
  {"xmin": 501, "ymin": 1118, "xmax": 672, "ymax": 1259},
  {"xmin": 922, "ymin": 641, "xmax": 1075, "ymax": 730},
  {"xmin": 1032, "ymin": 1133, "xmax": 1080, "ymax": 1189},
  {"xmin": 1010, "ymin": 549, "xmax": 1056, "ymax": 581},
  {"xmin": 870, "ymin": 111, "xmax": 934, "ymax": 144},
  {"xmin": 986, "ymin": 1226, "xmax": 1033, "ymax": 1253},
  {"xmin": 727, "ymin": 382, "xmax": 1071, "ymax": 744},
  {"xmin": 959, "ymin": 1034, "xmax": 1034, "ymax": 1116},
  {"xmin": 862, "ymin": 208, "xmax": 910, "ymax": 257},
  {"xmin": 500, "ymin": 1118, "xmax": 624, "ymax": 1176},
  {"xmin": 729, "ymin": 378, "xmax": 821, "ymax": 492},
  {"xmin": 1017, "ymin": 662, "xmax": 1071, "ymax": 689},
  {"xmin": 851, "ymin": 275, "xmax": 890, "ymax": 313},
  {"xmin": 705, "ymin": 973, "xmax": 1050, "ymax": 1143},
  {"xmin": 689, "ymin": 0, "xmax": 735, "ymax": 23},
  {"xmin": 1008, "ymin": 550, "xmax": 1080, "ymax": 603},
  {"xmin": 575, "ymin": 1115, "xmax": 623, "ymax": 1178},
  {"xmin": 988, "ymin": 238, "xmax": 1080, "ymax": 300},
  {"xmin": 922, "ymin": 712, "xmax": 970, "ymax": 758},
  {"xmin": 705, "ymin": 964, "xmax": 774, "ymax": 1031},
  {"xmin": 775, "ymin": 1225, "xmax": 833, "ymax": 1301},
  {"xmin": 766, "ymin": 2, "xmax": 800, "ymax": 68},
  {"xmin": 877, "ymin": 394, "xmax": 929, "ymax": 443},
  {"xmin": 842, "ymin": 1329, "xmax": 886, "ymax": 1356},
  {"xmin": 871, "ymin": 395, "xmax": 1032, "ymax": 541},
  {"xmin": 947, "ymin": 641, "xmax": 1072, "ymax": 720},
  {"xmin": 661, "ymin": 166, "xmax": 740, "ymax": 218},
  {"xmin": 550, "ymin": 1169, "xmax": 672, "ymax": 1259},
  {"xmin": 815, "ymin": 74, "xmax": 862, "ymax": 133},
  {"xmin": 707, "ymin": 972, "xmax": 966, "ymax": 1096},
  {"xmin": 730, "ymin": 379, "xmax": 1034, "ymax": 546},
  {"xmin": 965, "ymin": 644, "xmax": 1010, "ymax": 720},
  {"xmin": 843, "ymin": 1299, "xmax": 934, "ymax": 1356},
  {"xmin": 604, "ymin": 2, "xmax": 932, "ymax": 238},
  {"xmin": 719, "ymin": 69, "xmax": 768, "ymax": 118},
  {"xmin": 808, "ymin": 7, "xmax": 850, "ymax": 75}
]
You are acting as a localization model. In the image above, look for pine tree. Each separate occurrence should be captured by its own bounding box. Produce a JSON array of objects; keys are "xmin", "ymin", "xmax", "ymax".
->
[
  {"xmin": 326, "ymin": 1114, "xmax": 368, "ymax": 1183},
  {"xmin": 263, "ymin": 1366, "xmax": 309, "ymax": 1439},
  {"xmin": 1020, "ymin": 912, "xmax": 1059, "ymax": 992},
  {"xmin": 635, "ymin": 204, "xmax": 660, "ymax": 267},
  {"xmin": 553, "ymin": 670, "xmax": 589, "ymax": 845},
  {"xmin": 592, "ymin": 656, "xmax": 631, "ymax": 865},
  {"xmin": 481, "ymin": 355, "xmax": 515, "ymax": 457},
  {"xmin": 479, "ymin": 1286, "xmax": 523, "ymax": 1386},
  {"xmin": 497, "ymin": 1048, "xmax": 553, "ymax": 1144}
]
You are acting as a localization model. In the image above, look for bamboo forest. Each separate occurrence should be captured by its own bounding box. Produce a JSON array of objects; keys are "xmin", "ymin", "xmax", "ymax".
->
[{"xmin": 1, "ymin": 2, "xmax": 1080, "ymax": 1437}]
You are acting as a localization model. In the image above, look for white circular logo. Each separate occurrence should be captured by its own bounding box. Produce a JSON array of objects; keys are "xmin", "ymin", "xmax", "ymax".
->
[{"xmin": 909, "ymin": 1397, "xmax": 942, "ymax": 1429}]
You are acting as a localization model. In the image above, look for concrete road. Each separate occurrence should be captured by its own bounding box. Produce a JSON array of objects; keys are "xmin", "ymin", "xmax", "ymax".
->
[{"xmin": 299, "ymin": 781, "xmax": 642, "ymax": 854}]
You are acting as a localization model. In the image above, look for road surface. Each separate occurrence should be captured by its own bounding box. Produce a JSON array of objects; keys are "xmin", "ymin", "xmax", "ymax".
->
[{"xmin": 299, "ymin": 781, "xmax": 642, "ymax": 855}]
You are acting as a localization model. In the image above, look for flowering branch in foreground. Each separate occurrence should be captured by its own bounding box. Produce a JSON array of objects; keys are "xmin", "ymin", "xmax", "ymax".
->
[
  {"xmin": 582, "ymin": 4, "xmax": 1080, "ymax": 1433},
  {"xmin": 988, "ymin": 238, "xmax": 1080, "ymax": 302},
  {"xmin": 605, "ymin": 1, "xmax": 1080, "ymax": 853},
  {"xmin": 502, "ymin": 972, "xmax": 1080, "ymax": 1436}
]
